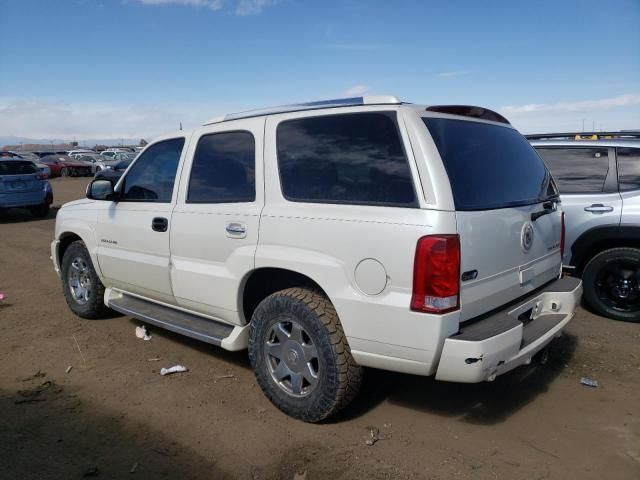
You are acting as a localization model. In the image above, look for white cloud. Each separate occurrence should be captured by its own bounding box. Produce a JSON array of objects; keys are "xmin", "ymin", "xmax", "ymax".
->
[
  {"xmin": 342, "ymin": 85, "xmax": 371, "ymax": 96},
  {"xmin": 437, "ymin": 71, "xmax": 469, "ymax": 78},
  {"xmin": 135, "ymin": 0, "xmax": 277, "ymax": 15},
  {"xmin": 501, "ymin": 93, "xmax": 640, "ymax": 115},
  {"xmin": 0, "ymin": 98, "xmax": 228, "ymax": 141}
]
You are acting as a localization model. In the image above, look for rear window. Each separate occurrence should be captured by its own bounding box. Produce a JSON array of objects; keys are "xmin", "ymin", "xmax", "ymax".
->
[
  {"xmin": 423, "ymin": 118, "xmax": 552, "ymax": 210},
  {"xmin": 0, "ymin": 160, "xmax": 38, "ymax": 175}
]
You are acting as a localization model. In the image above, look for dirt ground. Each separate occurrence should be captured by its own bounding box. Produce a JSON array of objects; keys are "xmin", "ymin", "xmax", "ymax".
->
[{"xmin": 0, "ymin": 177, "xmax": 638, "ymax": 480}]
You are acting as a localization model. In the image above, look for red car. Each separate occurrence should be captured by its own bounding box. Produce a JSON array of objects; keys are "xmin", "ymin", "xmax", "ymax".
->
[{"xmin": 40, "ymin": 155, "xmax": 93, "ymax": 177}]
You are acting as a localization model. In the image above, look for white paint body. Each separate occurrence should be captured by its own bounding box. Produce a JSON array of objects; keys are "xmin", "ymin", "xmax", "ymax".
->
[{"xmin": 52, "ymin": 103, "xmax": 581, "ymax": 381}]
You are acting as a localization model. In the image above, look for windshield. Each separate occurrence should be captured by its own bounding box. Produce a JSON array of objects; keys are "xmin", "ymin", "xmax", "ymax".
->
[{"xmin": 423, "ymin": 117, "xmax": 555, "ymax": 211}]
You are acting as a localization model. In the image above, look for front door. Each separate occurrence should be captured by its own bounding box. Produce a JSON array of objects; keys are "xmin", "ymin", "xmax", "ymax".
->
[{"xmin": 96, "ymin": 136, "xmax": 188, "ymax": 304}]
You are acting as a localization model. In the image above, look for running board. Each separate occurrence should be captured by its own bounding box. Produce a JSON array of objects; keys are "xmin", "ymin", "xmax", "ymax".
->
[{"xmin": 108, "ymin": 293, "xmax": 234, "ymax": 346}]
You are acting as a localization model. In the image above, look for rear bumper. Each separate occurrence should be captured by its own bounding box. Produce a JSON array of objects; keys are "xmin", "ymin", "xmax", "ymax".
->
[
  {"xmin": 435, "ymin": 277, "xmax": 582, "ymax": 383},
  {"xmin": 0, "ymin": 190, "xmax": 47, "ymax": 208}
]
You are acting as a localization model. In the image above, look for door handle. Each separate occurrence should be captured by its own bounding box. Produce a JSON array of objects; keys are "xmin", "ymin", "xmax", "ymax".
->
[
  {"xmin": 225, "ymin": 223, "xmax": 246, "ymax": 238},
  {"xmin": 584, "ymin": 204, "xmax": 614, "ymax": 213},
  {"xmin": 152, "ymin": 217, "xmax": 168, "ymax": 232}
]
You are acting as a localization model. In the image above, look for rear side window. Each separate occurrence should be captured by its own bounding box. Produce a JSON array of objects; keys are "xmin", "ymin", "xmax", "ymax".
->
[
  {"xmin": 617, "ymin": 147, "xmax": 640, "ymax": 192},
  {"xmin": 121, "ymin": 138, "xmax": 184, "ymax": 203},
  {"xmin": 0, "ymin": 160, "xmax": 38, "ymax": 175},
  {"xmin": 277, "ymin": 112, "xmax": 417, "ymax": 207},
  {"xmin": 535, "ymin": 147, "xmax": 609, "ymax": 194},
  {"xmin": 187, "ymin": 131, "xmax": 255, "ymax": 203},
  {"xmin": 423, "ymin": 118, "xmax": 552, "ymax": 210}
]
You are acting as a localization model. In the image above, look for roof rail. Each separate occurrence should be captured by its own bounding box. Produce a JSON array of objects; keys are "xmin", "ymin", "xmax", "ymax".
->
[
  {"xmin": 425, "ymin": 105, "xmax": 511, "ymax": 125},
  {"xmin": 203, "ymin": 95, "xmax": 402, "ymax": 125},
  {"xmin": 526, "ymin": 131, "xmax": 640, "ymax": 140}
]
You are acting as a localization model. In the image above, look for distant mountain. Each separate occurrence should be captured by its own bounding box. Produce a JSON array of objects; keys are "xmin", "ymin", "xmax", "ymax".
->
[{"xmin": 0, "ymin": 136, "xmax": 142, "ymax": 149}]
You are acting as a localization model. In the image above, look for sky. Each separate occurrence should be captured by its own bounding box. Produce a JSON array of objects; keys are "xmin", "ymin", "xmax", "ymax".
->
[{"xmin": 0, "ymin": 0, "xmax": 639, "ymax": 141}]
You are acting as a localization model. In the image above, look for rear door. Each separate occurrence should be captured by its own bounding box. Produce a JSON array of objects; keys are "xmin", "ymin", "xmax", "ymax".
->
[
  {"xmin": 169, "ymin": 117, "xmax": 264, "ymax": 324},
  {"xmin": 535, "ymin": 146, "xmax": 622, "ymax": 265},
  {"xmin": 423, "ymin": 117, "xmax": 563, "ymax": 320}
]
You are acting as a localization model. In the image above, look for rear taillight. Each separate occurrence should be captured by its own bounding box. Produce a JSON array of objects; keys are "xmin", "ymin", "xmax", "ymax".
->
[
  {"xmin": 411, "ymin": 235, "xmax": 461, "ymax": 314},
  {"xmin": 36, "ymin": 174, "xmax": 45, "ymax": 180},
  {"xmin": 560, "ymin": 212, "xmax": 566, "ymax": 259}
]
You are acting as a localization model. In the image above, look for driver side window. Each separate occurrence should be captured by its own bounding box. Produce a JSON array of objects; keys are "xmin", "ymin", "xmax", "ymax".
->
[{"xmin": 120, "ymin": 138, "xmax": 185, "ymax": 202}]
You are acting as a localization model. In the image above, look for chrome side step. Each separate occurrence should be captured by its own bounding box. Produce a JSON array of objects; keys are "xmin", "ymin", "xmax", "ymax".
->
[{"xmin": 109, "ymin": 293, "xmax": 234, "ymax": 346}]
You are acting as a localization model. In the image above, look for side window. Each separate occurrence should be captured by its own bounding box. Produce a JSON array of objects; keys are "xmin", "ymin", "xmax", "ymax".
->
[
  {"xmin": 121, "ymin": 138, "xmax": 185, "ymax": 203},
  {"xmin": 535, "ymin": 147, "xmax": 609, "ymax": 194},
  {"xmin": 276, "ymin": 112, "xmax": 417, "ymax": 207},
  {"xmin": 187, "ymin": 131, "xmax": 256, "ymax": 203},
  {"xmin": 617, "ymin": 147, "xmax": 640, "ymax": 192}
]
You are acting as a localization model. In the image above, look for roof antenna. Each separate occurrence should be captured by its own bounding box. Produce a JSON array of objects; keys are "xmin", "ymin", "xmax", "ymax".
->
[{"xmin": 179, "ymin": 121, "xmax": 183, "ymax": 131}]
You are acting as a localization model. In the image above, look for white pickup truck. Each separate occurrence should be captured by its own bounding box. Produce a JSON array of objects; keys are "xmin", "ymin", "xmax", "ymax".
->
[{"xmin": 52, "ymin": 96, "xmax": 582, "ymax": 421}]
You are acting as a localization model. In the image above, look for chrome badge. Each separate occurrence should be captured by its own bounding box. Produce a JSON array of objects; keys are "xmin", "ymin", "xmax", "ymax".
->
[{"xmin": 521, "ymin": 222, "xmax": 534, "ymax": 252}]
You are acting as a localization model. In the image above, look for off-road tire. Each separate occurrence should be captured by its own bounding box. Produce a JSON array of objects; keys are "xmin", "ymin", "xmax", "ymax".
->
[
  {"xmin": 61, "ymin": 241, "xmax": 110, "ymax": 319},
  {"xmin": 582, "ymin": 247, "xmax": 640, "ymax": 323},
  {"xmin": 248, "ymin": 287, "xmax": 363, "ymax": 422}
]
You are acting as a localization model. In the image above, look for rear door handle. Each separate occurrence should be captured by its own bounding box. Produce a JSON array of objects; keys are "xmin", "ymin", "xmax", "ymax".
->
[
  {"xmin": 584, "ymin": 204, "xmax": 614, "ymax": 213},
  {"xmin": 225, "ymin": 222, "xmax": 246, "ymax": 238},
  {"xmin": 152, "ymin": 217, "xmax": 168, "ymax": 232}
]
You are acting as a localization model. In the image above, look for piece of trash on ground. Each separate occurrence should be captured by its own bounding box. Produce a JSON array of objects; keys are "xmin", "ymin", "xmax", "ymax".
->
[
  {"xmin": 214, "ymin": 374, "xmax": 236, "ymax": 382},
  {"xmin": 147, "ymin": 357, "xmax": 160, "ymax": 362},
  {"xmin": 580, "ymin": 377, "xmax": 598, "ymax": 388},
  {"xmin": 130, "ymin": 462, "xmax": 139, "ymax": 473},
  {"xmin": 160, "ymin": 365, "xmax": 188, "ymax": 376},
  {"xmin": 365, "ymin": 427, "xmax": 380, "ymax": 446},
  {"xmin": 135, "ymin": 326, "xmax": 152, "ymax": 341},
  {"xmin": 293, "ymin": 470, "xmax": 307, "ymax": 480},
  {"xmin": 0, "ymin": 292, "xmax": 6, "ymax": 303},
  {"xmin": 65, "ymin": 365, "xmax": 73, "ymax": 374}
]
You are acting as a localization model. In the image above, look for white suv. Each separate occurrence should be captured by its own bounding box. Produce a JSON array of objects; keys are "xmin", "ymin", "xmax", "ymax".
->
[{"xmin": 51, "ymin": 96, "xmax": 582, "ymax": 421}]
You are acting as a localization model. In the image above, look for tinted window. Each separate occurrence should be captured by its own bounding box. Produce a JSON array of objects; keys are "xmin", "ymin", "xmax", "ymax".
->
[
  {"xmin": 617, "ymin": 147, "xmax": 640, "ymax": 192},
  {"xmin": 277, "ymin": 112, "xmax": 417, "ymax": 207},
  {"xmin": 187, "ymin": 131, "xmax": 255, "ymax": 203},
  {"xmin": 424, "ymin": 118, "xmax": 552, "ymax": 210},
  {"xmin": 0, "ymin": 160, "xmax": 38, "ymax": 175},
  {"xmin": 535, "ymin": 147, "xmax": 609, "ymax": 194},
  {"xmin": 121, "ymin": 138, "xmax": 184, "ymax": 202}
]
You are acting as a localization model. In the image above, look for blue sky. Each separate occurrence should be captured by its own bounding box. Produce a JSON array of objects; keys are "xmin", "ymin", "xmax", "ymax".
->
[{"xmin": 1, "ymin": 0, "xmax": 638, "ymax": 140}]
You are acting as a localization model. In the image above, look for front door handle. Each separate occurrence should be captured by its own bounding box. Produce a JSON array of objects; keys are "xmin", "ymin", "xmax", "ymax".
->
[
  {"xmin": 225, "ymin": 222, "xmax": 246, "ymax": 238},
  {"xmin": 584, "ymin": 204, "xmax": 614, "ymax": 213},
  {"xmin": 152, "ymin": 217, "xmax": 168, "ymax": 232}
]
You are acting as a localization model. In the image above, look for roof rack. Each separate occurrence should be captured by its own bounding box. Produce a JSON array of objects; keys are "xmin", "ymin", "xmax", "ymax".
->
[
  {"xmin": 425, "ymin": 105, "xmax": 511, "ymax": 125},
  {"xmin": 203, "ymin": 95, "xmax": 402, "ymax": 125},
  {"xmin": 526, "ymin": 131, "xmax": 640, "ymax": 140}
]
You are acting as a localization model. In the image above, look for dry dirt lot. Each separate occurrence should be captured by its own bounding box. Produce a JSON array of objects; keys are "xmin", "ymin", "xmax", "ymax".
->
[{"xmin": 0, "ymin": 177, "xmax": 639, "ymax": 480}]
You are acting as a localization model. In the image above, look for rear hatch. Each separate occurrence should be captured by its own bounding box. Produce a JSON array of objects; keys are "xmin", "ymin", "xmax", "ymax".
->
[
  {"xmin": 423, "ymin": 117, "xmax": 562, "ymax": 321},
  {"xmin": 0, "ymin": 160, "xmax": 43, "ymax": 193}
]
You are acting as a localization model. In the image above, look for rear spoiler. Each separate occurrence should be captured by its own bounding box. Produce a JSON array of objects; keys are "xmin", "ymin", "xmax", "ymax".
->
[
  {"xmin": 526, "ymin": 131, "xmax": 640, "ymax": 140},
  {"xmin": 425, "ymin": 105, "xmax": 511, "ymax": 125}
]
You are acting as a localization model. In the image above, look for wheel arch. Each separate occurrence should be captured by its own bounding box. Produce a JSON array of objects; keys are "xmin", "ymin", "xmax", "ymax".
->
[{"xmin": 571, "ymin": 225, "xmax": 640, "ymax": 274}]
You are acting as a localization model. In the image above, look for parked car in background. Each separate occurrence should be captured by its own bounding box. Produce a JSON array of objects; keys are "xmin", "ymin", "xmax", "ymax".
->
[
  {"xmin": 68, "ymin": 149, "xmax": 96, "ymax": 158},
  {"xmin": 93, "ymin": 158, "xmax": 132, "ymax": 181},
  {"xmin": 40, "ymin": 155, "xmax": 93, "ymax": 177},
  {"xmin": 0, "ymin": 157, "xmax": 53, "ymax": 217},
  {"xmin": 78, "ymin": 154, "xmax": 119, "ymax": 172},
  {"xmin": 529, "ymin": 131, "xmax": 640, "ymax": 322},
  {"xmin": 53, "ymin": 96, "xmax": 581, "ymax": 421}
]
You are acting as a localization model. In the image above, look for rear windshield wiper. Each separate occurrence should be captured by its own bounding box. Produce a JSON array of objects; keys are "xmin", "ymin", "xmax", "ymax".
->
[{"xmin": 531, "ymin": 200, "xmax": 557, "ymax": 222}]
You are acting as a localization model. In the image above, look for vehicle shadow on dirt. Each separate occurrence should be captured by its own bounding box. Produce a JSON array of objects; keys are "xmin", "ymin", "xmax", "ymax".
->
[
  {"xmin": 334, "ymin": 333, "xmax": 578, "ymax": 425},
  {"xmin": 0, "ymin": 379, "xmax": 235, "ymax": 480},
  {"xmin": 0, "ymin": 206, "xmax": 59, "ymax": 224}
]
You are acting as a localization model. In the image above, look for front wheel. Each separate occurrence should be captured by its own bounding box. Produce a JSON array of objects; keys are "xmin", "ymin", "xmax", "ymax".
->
[
  {"xmin": 248, "ymin": 288, "xmax": 363, "ymax": 422},
  {"xmin": 61, "ymin": 241, "xmax": 110, "ymax": 319},
  {"xmin": 582, "ymin": 247, "xmax": 640, "ymax": 322},
  {"xmin": 60, "ymin": 167, "xmax": 69, "ymax": 177}
]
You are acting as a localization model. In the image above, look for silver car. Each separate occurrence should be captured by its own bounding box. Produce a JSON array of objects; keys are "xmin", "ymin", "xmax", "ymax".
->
[{"xmin": 530, "ymin": 132, "xmax": 640, "ymax": 322}]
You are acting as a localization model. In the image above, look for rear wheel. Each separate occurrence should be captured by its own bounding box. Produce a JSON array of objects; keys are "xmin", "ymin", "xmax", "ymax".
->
[
  {"xmin": 60, "ymin": 167, "xmax": 69, "ymax": 177},
  {"xmin": 29, "ymin": 203, "xmax": 50, "ymax": 218},
  {"xmin": 248, "ymin": 287, "xmax": 363, "ymax": 422},
  {"xmin": 582, "ymin": 247, "xmax": 640, "ymax": 322},
  {"xmin": 61, "ymin": 241, "xmax": 110, "ymax": 319}
]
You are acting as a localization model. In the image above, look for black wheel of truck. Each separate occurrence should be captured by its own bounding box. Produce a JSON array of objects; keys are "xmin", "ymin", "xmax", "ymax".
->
[
  {"xmin": 61, "ymin": 241, "xmax": 110, "ymax": 319},
  {"xmin": 248, "ymin": 287, "xmax": 363, "ymax": 422},
  {"xmin": 29, "ymin": 203, "xmax": 50, "ymax": 218},
  {"xmin": 582, "ymin": 247, "xmax": 640, "ymax": 323}
]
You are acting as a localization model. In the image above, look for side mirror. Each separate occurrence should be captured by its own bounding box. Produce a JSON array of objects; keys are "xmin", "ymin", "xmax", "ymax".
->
[{"xmin": 86, "ymin": 178, "xmax": 118, "ymax": 201}]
